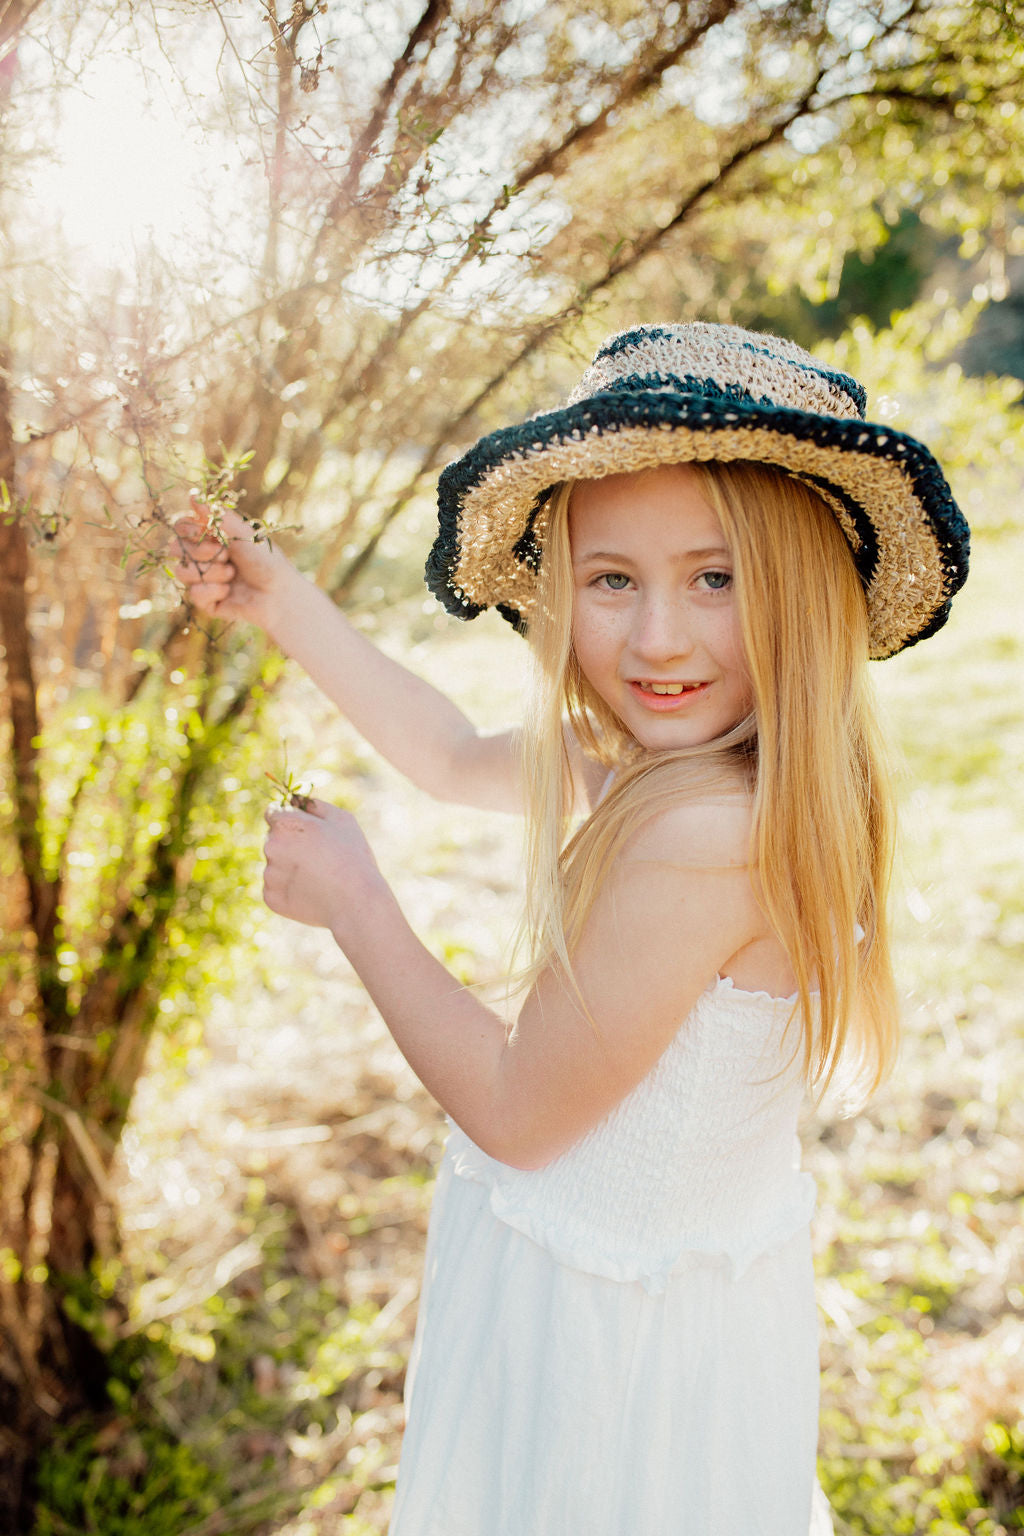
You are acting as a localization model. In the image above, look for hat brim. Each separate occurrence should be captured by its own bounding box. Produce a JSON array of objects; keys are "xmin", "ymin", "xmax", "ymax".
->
[{"xmin": 428, "ymin": 389, "xmax": 970, "ymax": 660}]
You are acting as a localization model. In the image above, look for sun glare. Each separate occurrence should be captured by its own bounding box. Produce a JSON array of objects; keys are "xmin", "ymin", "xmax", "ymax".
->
[{"xmin": 35, "ymin": 54, "xmax": 223, "ymax": 268}]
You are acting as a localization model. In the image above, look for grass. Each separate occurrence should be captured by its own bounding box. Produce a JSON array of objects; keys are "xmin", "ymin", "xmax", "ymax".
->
[
  {"xmin": 32, "ymin": 527, "xmax": 1024, "ymax": 1535},
  {"xmin": 812, "ymin": 528, "xmax": 1024, "ymax": 1533}
]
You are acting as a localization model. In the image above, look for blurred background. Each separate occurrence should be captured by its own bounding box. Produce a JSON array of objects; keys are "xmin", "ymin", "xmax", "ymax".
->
[{"xmin": 1, "ymin": 1, "xmax": 1022, "ymax": 1531}]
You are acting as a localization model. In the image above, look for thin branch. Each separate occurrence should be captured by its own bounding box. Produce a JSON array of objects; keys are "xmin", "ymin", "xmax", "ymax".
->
[
  {"xmin": 261, "ymin": 2, "xmax": 298, "ymax": 294},
  {"xmin": 512, "ymin": 0, "xmax": 741, "ymax": 192},
  {"xmin": 582, "ymin": 76, "xmax": 833, "ymax": 298},
  {"xmin": 25, "ymin": 1091, "xmax": 117, "ymax": 1202},
  {"xmin": 207, "ymin": 0, "xmax": 330, "ymax": 189},
  {"xmin": 325, "ymin": 70, "xmax": 848, "ymax": 601},
  {"xmin": 852, "ymin": 85, "xmax": 962, "ymax": 109},
  {"xmin": 319, "ymin": 0, "xmax": 452, "ymax": 227},
  {"xmin": 269, "ymin": 3, "xmax": 749, "ymax": 455},
  {"xmin": 0, "ymin": 0, "xmax": 45, "ymax": 56}
]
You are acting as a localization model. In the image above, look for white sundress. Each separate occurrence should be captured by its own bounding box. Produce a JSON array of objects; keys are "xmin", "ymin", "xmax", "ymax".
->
[{"xmin": 389, "ymin": 976, "xmax": 836, "ymax": 1536}]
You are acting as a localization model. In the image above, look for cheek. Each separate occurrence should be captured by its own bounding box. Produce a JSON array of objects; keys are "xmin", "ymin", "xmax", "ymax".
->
[
  {"xmin": 571, "ymin": 604, "xmax": 618, "ymax": 675},
  {"xmin": 712, "ymin": 611, "xmax": 751, "ymax": 687},
  {"xmin": 731, "ymin": 643, "xmax": 754, "ymax": 708},
  {"xmin": 725, "ymin": 623, "xmax": 749, "ymax": 671}
]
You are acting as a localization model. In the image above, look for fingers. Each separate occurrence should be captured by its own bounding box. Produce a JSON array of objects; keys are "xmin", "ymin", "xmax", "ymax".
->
[
  {"xmin": 170, "ymin": 512, "xmax": 237, "ymax": 614},
  {"xmin": 184, "ymin": 502, "xmax": 256, "ymax": 552},
  {"xmin": 263, "ymin": 802, "xmax": 328, "ymax": 833},
  {"xmin": 172, "ymin": 518, "xmax": 231, "ymax": 566},
  {"xmin": 294, "ymin": 795, "xmax": 331, "ymax": 819},
  {"xmin": 196, "ymin": 503, "xmax": 250, "ymax": 539},
  {"xmin": 264, "ymin": 810, "xmax": 304, "ymax": 838},
  {"xmin": 261, "ymin": 864, "xmax": 294, "ymax": 918},
  {"xmin": 174, "ymin": 502, "xmax": 252, "ymax": 565},
  {"xmin": 177, "ymin": 557, "xmax": 235, "ymax": 590},
  {"xmin": 188, "ymin": 491, "xmax": 212, "ymax": 531},
  {"xmin": 263, "ymin": 799, "xmax": 343, "ymax": 828},
  {"xmin": 262, "ymin": 815, "xmax": 302, "ymax": 911},
  {"xmin": 175, "ymin": 567, "xmax": 234, "ymax": 616},
  {"xmin": 175, "ymin": 531, "xmax": 230, "ymax": 565},
  {"xmin": 260, "ymin": 802, "xmax": 376, "ymax": 932},
  {"xmin": 262, "ymin": 810, "xmax": 315, "ymax": 917}
]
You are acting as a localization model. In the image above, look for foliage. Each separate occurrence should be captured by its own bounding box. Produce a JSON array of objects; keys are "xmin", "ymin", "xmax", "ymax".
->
[
  {"xmin": 34, "ymin": 1416, "xmax": 224, "ymax": 1536},
  {"xmin": 31, "ymin": 1064, "xmax": 442, "ymax": 1536},
  {"xmin": 815, "ymin": 299, "xmax": 1024, "ymax": 536}
]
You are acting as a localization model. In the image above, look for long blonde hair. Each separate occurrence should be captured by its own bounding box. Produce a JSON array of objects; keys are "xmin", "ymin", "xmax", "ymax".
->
[{"xmin": 521, "ymin": 462, "xmax": 898, "ymax": 1097}]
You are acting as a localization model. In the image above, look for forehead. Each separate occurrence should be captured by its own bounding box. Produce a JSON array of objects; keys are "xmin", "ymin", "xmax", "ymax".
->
[{"xmin": 567, "ymin": 463, "xmax": 727, "ymax": 552}]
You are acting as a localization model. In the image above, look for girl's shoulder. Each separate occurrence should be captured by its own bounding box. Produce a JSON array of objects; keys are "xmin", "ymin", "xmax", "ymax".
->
[
  {"xmin": 622, "ymin": 790, "xmax": 753, "ymax": 874},
  {"xmin": 616, "ymin": 794, "xmax": 793, "ymax": 996}
]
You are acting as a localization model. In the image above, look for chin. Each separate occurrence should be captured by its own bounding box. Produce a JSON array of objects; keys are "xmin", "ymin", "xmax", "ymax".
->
[{"xmin": 627, "ymin": 714, "xmax": 747, "ymax": 753}]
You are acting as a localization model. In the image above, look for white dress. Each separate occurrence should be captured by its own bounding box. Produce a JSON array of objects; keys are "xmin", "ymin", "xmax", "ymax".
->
[{"xmin": 389, "ymin": 976, "xmax": 835, "ymax": 1536}]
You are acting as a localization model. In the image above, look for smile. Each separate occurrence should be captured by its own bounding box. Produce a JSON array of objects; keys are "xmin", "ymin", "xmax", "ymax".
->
[{"xmin": 628, "ymin": 680, "xmax": 709, "ymax": 710}]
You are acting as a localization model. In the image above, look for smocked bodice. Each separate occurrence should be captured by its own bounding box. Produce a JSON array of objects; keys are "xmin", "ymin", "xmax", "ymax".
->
[{"xmin": 445, "ymin": 975, "xmax": 816, "ymax": 1293}]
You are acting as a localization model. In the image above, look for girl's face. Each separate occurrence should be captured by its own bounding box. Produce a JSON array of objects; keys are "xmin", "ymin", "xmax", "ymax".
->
[{"xmin": 569, "ymin": 463, "xmax": 753, "ymax": 751}]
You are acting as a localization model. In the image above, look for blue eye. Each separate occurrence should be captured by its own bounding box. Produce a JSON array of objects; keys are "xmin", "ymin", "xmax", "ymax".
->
[
  {"xmin": 600, "ymin": 573, "xmax": 630, "ymax": 590},
  {"xmin": 699, "ymin": 570, "xmax": 732, "ymax": 591}
]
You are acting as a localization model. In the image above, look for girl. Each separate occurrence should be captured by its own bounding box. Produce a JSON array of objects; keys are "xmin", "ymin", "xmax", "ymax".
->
[{"xmin": 175, "ymin": 323, "xmax": 969, "ymax": 1535}]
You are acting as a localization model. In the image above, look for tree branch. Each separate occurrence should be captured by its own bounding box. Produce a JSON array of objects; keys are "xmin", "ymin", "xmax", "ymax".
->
[
  {"xmin": 512, "ymin": 0, "xmax": 741, "ymax": 191},
  {"xmin": 326, "ymin": 69, "xmax": 843, "ymax": 598},
  {"xmin": 852, "ymin": 85, "xmax": 962, "ymax": 110},
  {"xmin": 0, "ymin": 348, "xmax": 66, "ymax": 1027},
  {"xmin": 315, "ymin": 0, "xmax": 452, "ymax": 243},
  {"xmin": 0, "ymin": 0, "xmax": 45, "ymax": 62},
  {"xmin": 269, "ymin": 3, "xmax": 747, "ymax": 466}
]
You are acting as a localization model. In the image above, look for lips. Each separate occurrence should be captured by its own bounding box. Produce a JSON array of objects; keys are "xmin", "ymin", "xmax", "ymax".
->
[{"xmin": 627, "ymin": 680, "xmax": 710, "ymax": 711}]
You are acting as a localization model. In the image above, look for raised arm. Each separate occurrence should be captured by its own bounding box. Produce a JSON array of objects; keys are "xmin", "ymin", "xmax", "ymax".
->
[{"xmin": 174, "ymin": 506, "xmax": 535, "ymax": 813}]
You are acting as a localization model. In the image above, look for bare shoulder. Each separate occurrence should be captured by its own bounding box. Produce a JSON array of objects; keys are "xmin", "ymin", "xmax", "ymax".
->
[
  {"xmin": 617, "ymin": 792, "xmax": 796, "ymax": 997},
  {"xmin": 583, "ymin": 791, "xmax": 764, "ymax": 976},
  {"xmin": 621, "ymin": 792, "xmax": 753, "ymax": 873}
]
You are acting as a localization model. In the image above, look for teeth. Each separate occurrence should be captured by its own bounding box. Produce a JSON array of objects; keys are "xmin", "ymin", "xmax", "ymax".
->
[{"xmin": 648, "ymin": 682, "xmax": 686, "ymax": 695}]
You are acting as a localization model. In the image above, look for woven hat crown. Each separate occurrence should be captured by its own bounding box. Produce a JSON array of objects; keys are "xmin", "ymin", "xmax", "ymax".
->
[{"xmin": 566, "ymin": 323, "xmax": 867, "ymax": 422}]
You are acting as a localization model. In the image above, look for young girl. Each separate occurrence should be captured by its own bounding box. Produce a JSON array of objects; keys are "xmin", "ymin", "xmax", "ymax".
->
[{"xmin": 175, "ymin": 323, "xmax": 969, "ymax": 1535}]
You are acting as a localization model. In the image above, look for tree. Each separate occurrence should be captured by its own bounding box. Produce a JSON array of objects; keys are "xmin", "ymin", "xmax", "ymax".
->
[{"xmin": 2, "ymin": 0, "xmax": 1022, "ymax": 1514}]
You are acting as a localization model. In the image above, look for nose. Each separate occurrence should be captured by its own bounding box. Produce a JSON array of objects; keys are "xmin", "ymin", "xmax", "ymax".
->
[{"xmin": 629, "ymin": 592, "xmax": 694, "ymax": 665}]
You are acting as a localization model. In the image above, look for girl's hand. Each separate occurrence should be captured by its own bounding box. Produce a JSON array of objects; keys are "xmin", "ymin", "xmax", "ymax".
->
[
  {"xmin": 262, "ymin": 798, "xmax": 386, "ymax": 939},
  {"xmin": 172, "ymin": 501, "xmax": 291, "ymax": 627}
]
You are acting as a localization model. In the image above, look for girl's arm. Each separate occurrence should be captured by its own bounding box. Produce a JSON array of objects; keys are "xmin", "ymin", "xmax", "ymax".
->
[
  {"xmin": 174, "ymin": 506, "xmax": 567, "ymax": 814},
  {"xmin": 264, "ymin": 795, "xmax": 767, "ymax": 1168}
]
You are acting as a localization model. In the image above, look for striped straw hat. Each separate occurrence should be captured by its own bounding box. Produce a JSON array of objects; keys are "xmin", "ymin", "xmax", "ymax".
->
[{"xmin": 426, "ymin": 322, "xmax": 970, "ymax": 659}]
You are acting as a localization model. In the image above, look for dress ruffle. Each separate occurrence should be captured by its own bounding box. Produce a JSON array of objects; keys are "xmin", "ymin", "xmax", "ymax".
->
[{"xmin": 447, "ymin": 1127, "xmax": 816, "ymax": 1292}]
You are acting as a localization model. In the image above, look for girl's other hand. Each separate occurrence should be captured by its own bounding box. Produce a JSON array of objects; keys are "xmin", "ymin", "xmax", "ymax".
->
[
  {"xmin": 172, "ymin": 500, "xmax": 289, "ymax": 627},
  {"xmin": 262, "ymin": 798, "xmax": 385, "ymax": 938}
]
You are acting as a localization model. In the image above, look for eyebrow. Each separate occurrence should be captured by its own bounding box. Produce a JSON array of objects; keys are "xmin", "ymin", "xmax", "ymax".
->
[{"xmin": 573, "ymin": 546, "xmax": 732, "ymax": 565}]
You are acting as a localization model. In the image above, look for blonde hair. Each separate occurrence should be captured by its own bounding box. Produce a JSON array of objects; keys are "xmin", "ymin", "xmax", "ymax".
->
[{"xmin": 520, "ymin": 463, "xmax": 898, "ymax": 1098}]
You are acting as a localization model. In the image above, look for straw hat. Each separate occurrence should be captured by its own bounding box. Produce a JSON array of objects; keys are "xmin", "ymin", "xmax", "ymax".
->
[{"xmin": 426, "ymin": 322, "xmax": 970, "ymax": 659}]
